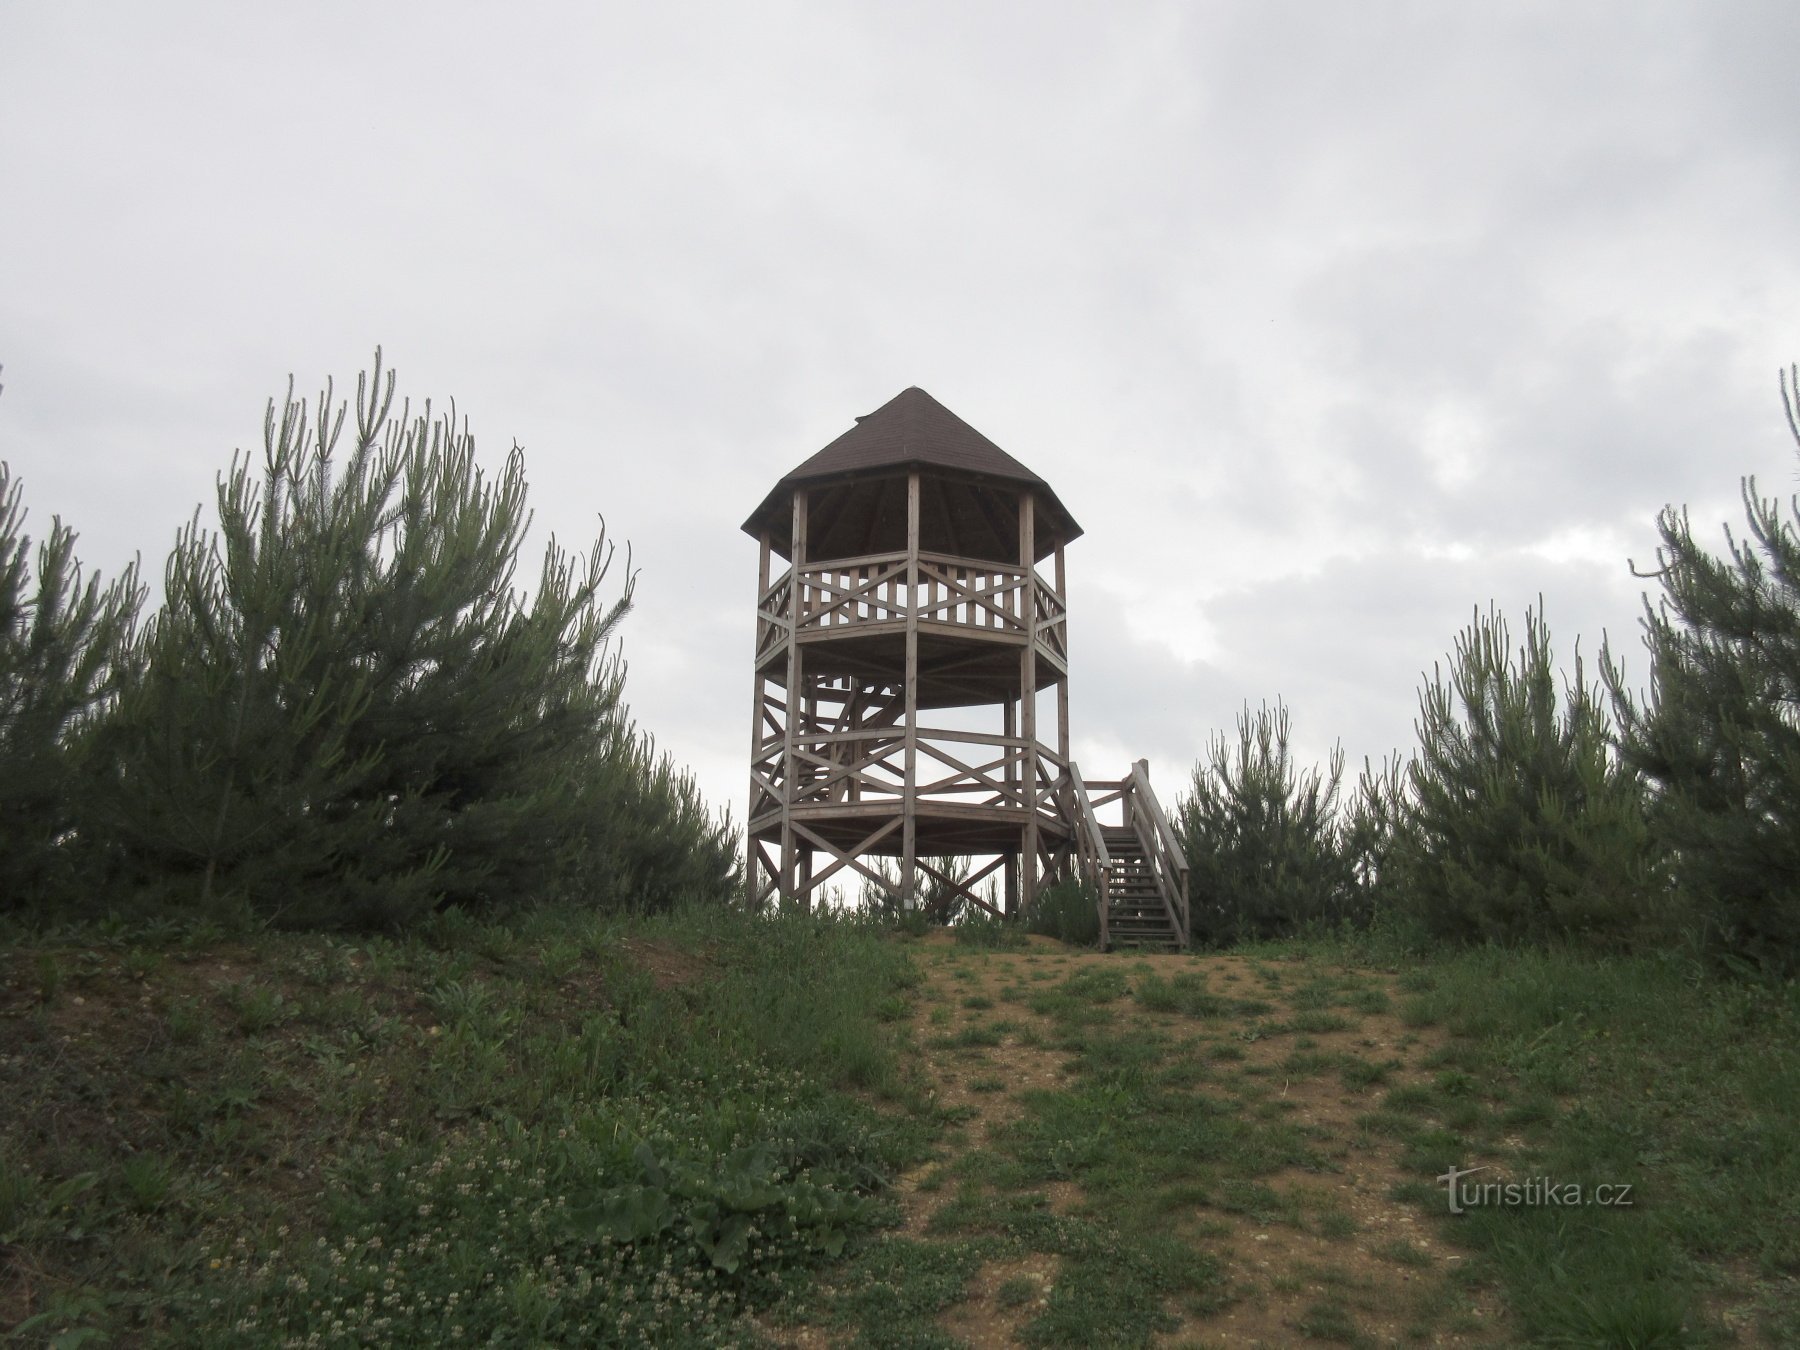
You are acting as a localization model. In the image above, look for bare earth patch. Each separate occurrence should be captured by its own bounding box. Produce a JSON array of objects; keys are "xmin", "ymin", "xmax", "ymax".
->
[{"xmin": 884, "ymin": 933, "xmax": 1511, "ymax": 1348}]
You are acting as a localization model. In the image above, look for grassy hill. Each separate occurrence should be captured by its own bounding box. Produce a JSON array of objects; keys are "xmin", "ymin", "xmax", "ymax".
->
[{"xmin": 2, "ymin": 910, "xmax": 1796, "ymax": 1346}]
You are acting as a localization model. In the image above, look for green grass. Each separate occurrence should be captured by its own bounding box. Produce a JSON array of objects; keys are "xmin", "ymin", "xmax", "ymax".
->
[
  {"xmin": 9, "ymin": 908, "xmax": 1796, "ymax": 1345},
  {"xmin": 0, "ymin": 903, "xmax": 934, "ymax": 1345},
  {"xmin": 1262, "ymin": 931, "xmax": 1800, "ymax": 1344},
  {"xmin": 995, "ymin": 1274, "xmax": 1038, "ymax": 1308},
  {"xmin": 1419, "ymin": 947, "xmax": 1800, "ymax": 1344},
  {"xmin": 1134, "ymin": 970, "xmax": 1233, "ymax": 1017}
]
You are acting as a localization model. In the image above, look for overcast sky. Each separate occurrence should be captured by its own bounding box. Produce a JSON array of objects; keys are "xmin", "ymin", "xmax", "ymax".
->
[{"xmin": 5, "ymin": 2, "xmax": 1799, "ymax": 833}]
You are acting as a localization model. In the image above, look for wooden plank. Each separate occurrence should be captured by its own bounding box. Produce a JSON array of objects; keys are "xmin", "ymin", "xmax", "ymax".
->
[
  {"xmin": 914, "ymin": 741, "xmax": 1026, "ymax": 806},
  {"xmin": 902, "ymin": 470, "xmax": 920, "ymax": 910},
  {"xmin": 1055, "ymin": 539, "xmax": 1070, "ymax": 774},
  {"xmin": 1019, "ymin": 488, "xmax": 1039, "ymax": 915},
  {"xmin": 912, "ymin": 619, "xmax": 1028, "ymax": 648},
  {"xmin": 756, "ymin": 566, "xmax": 791, "ymax": 608},
  {"xmin": 915, "ymin": 853, "xmax": 1009, "ymax": 919},
  {"xmin": 1068, "ymin": 766, "xmax": 1113, "ymax": 868},
  {"xmin": 792, "ymin": 818, "xmax": 904, "ymax": 895},
  {"xmin": 746, "ymin": 531, "xmax": 774, "ymax": 904},
  {"xmin": 912, "ymin": 726, "xmax": 1029, "ymax": 749},
  {"xmin": 749, "ymin": 837, "xmax": 781, "ymax": 908},
  {"xmin": 784, "ymin": 797, "xmax": 1056, "ymax": 829},
  {"xmin": 917, "ymin": 548, "xmax": 1023, "ymax": 573},
  {"xmin": 780, "ymin": 489, "xmax": 808, "ymax": 906},
  {"xmin": 1003, "ymin": 698, "xmax": 1018, "ymax": 916},
  {"xmin": 795, "ymin": 547, "xmax": 908, "ymax": 574}
]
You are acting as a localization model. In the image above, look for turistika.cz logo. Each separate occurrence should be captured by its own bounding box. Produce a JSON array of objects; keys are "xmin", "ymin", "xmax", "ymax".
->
[{"xmin": 1436, "ymin": 1165, "xmax": 1635, "ymax": 1215}]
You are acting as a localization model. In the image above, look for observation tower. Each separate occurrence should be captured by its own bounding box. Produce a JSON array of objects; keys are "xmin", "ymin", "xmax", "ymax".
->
[{"xmin": 742, "ymin": 387, "xmax": 1188, "ymax": 946}]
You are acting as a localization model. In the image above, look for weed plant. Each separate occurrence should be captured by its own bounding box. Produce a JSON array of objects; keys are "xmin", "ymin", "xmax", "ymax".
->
[
  {"xmin": 1024, "ymin": 877, "xmax": 1100, "ymax": 947},
  {"xmin": 951, "ymin": 910, "xmax": 1026, "ymax": 951}
]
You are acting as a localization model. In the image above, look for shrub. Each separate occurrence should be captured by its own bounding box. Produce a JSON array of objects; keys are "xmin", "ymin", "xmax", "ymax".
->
[
  {"xmin": 853, "ymin": 853, "xmax": 978, "ymax": 924},
  {"xmin": 558, "ymin": 720, "xmax": 739, "ymax": 912},
  {"xmin": 1026, "ymin": 876, "xmax": 1100, "ymax": 947},
  {"xmin": 953, "ymin": 908, "xmax": 1026, "ymax": 949}
]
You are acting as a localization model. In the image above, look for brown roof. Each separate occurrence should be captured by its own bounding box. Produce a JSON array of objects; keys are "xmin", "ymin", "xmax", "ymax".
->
[{"xmin": 742, "ymin": 386, "xmax": 1082, "ymax": 551}]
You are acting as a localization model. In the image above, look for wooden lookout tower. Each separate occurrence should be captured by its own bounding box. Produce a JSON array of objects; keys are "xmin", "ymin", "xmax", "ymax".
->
[{"xmin": 743, "ymin": 387, "xmax": 1190, "ymax": 947}]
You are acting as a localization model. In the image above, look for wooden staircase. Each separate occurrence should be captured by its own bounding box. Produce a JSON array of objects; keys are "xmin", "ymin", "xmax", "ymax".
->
[
  {"xmin": 1100, "ymin": 826, "xmax": 1182, "ymax": 948},
  {"xmin": 1057, "ymin": 759, "xmax": 1191, "ymax": 951}
]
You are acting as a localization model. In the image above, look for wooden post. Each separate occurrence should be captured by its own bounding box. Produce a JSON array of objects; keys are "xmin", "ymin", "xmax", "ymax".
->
[
  {"xmin": 1055, "ymin": 539, "xmax": 1070, "ymax": 884},
  {"xmin": 1004, "ymin": 699, "xmax": 1019, "ymax": 917},
  {"xmin": 1019, "ymin": 490, "xmax": 1039, "ymax": 915},
  {"xmin": 799, "ymin": 668, "xmax": 819, "ymax": 913},
  {"xmin": 1054, "ymin": 539, "xmax": 1069, "ymax": 767},
  {"xmin": 747, "ymin": 531, "xmax": 773, "ymax": 904},
  {"xmin": 902, "ymin": 471, "xmax": 921, "ymax": 911},
  {"xmin": 781, "ymin": 491, "xmax": 808, "ymax": 908},
  {"xmin": 848, "ymin": 685, "xmax": 862, "ymax": 804}
]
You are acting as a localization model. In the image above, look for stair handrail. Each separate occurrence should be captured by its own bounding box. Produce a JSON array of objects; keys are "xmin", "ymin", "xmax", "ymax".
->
[
  {"xmin": 1125, "ymin": 759, "xmax": 1190, "ymax": 948},
  {"xmin": 1060, "ymin": 763, "xmax": 1113, "ymax": 948}
]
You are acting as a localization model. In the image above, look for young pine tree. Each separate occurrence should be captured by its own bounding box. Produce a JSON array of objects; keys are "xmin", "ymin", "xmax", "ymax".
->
[
  {"xmin": 560, "ymin": 715, "xmax": 740, "ymax": 912},
  {"xmin": 99, "ymin": 354, "xmax": 636, "ymax": 927},
  {"xmin": 1341, "ymin": 752, "xmax": 1407, "ymax": 920},
  {"xmin": 1175, "ymin": 700, "xmax": 1356, "ymax": 944},
  {"xmin": 1397, "ymin": 602, "xmax": 1660, "ymax": 948},
  {"xmin": 1606, "ymin": 367, "xmax": 1800, "ymax": 974},
  {"xmin": 0, "ymin": 462, "xmax": 143, "ymax": 914}
]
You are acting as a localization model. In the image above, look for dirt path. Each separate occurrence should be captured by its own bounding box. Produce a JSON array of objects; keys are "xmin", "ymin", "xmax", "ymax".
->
[{"xmin": 885, "ymin": 933, "xmax": 1511, "ymax": 1348}]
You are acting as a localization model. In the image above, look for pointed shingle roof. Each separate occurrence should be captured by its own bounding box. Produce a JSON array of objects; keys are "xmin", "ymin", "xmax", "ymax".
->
[
  {"xmin": 788, "ymin": 386, "xmax": 1043, "ymax": 483},
  {"xmin": 742, "ymin": 387, "xmax": 1081, "ymax": 549}
]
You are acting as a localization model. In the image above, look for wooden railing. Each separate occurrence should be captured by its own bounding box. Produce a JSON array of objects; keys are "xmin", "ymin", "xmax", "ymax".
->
[
  {"xmin": 1068, "ymin": 762, "xmax": 1189, "ymax": 949},
  {"xmin": 1035, "ymin": 581, "xmax": 1068, "ymax": 663},
  {"xmin": 1058, "ymin": 763, "xmax": 1113, "ymax": 948},
  {"xmin": 754, "ymin": 571, "xmax": 793, "ymax": 664},
  {"xmin": 772, "ymin": 726, "xmax": 1063, "ymax": 814},
  {"xmin": 797, "ymin": 551, "xmax": 911, "ymax": 630},
  {"xmin": 1124, "ymin": 759, "xmax": 1189, "ymax": 948},
  {"xmin": 756, "ymin": 555, "xmax": 1067, "ymax": 659}
]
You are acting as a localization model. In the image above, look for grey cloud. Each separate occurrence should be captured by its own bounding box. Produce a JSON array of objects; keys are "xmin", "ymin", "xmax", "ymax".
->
[{"xmin": 4, "ymin": 1, "xmax": 1799, "ymax": 827}]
